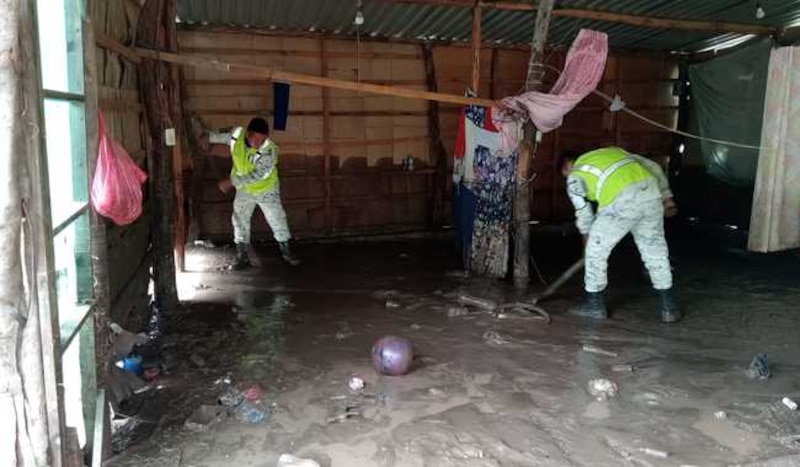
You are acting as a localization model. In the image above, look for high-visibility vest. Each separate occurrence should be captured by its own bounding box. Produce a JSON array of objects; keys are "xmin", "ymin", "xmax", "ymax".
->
[
  {"xmin": 230, "ymin": 126, "xmax": 279, "ymax": 195},
  {"xmin": 571, "ymin": 147, "xmax": 653, "ymax": 208}
]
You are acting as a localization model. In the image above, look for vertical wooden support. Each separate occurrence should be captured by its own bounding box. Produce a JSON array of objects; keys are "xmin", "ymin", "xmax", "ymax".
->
[
  {"xmin": 422, "ymin": 44, "xmax": 448, "ymax": 227},
  {"xmin": 19, "ymin": 1, "xmax": 63, "ymax": 464},
  {"xmin": 470, "ymin": 3, "xmax": 482, "ymax": 93},
  {"xmin": 137, "ymin": 0, "xmax": 178, "ymax": 310},
  {"xmin": 513, "ymin": 0, "xmax": 554, "ymax": 289},
  {"xmin": 320, "ymin": 39, "xmax": 332, "ymax": 232},
  {"xmin": 83, "ymin": 17, "xmax": 112, "ymax": 461},
  {"xmin": 171, "ymin": 68, "xmax": 186, "ymax": 271}
]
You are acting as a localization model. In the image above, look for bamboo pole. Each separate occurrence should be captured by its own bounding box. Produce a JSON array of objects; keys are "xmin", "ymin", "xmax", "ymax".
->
[
  {"xmin": 134, "ymin": 48, "xmax": 498, "ymax": 108},
  {"xmin": 470, "ymin": 2, "xmax": 482, "ymax": 93},
  {"xmin": 513, "ymin": 0, "xmax": 554, "ymax": 289}
]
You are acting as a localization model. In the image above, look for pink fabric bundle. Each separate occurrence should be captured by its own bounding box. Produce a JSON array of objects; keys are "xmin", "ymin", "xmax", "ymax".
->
[{"xmin": 493, "ymin": 29, "xmax": 609, "ymax": 154}]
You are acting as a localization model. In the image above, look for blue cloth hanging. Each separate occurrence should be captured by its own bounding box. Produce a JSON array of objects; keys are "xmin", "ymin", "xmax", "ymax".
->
[{"xmin": 273, "ymin": 82, "xmax": 291, "ymax": 131}]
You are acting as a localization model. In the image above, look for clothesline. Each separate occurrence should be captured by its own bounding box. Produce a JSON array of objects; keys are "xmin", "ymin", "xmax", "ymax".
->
[{"xmin": 540, "ymin": 64, "xmax": 766, "ymax": 151}]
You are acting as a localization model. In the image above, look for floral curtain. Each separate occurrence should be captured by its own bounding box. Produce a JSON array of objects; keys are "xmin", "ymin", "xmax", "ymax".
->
[{"xmin": 748, "ymin": 45, "xmax": 800, "ymax": 252}]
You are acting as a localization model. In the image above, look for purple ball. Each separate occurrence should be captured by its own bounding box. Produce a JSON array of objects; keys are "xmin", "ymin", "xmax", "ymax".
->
[{"xmin": 372, "ymin": 336, "xmax": 414, "ymax": 376}]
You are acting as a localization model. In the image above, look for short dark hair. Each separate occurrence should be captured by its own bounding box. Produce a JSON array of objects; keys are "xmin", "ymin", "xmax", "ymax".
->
[{"xmin": 246, "ymin": 117, "xmax": 270, "ymax": 135}]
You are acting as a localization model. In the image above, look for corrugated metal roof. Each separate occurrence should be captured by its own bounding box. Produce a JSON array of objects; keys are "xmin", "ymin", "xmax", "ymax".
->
[{"xmin": 176, "ymin": 0, "xmax": 800, "ymax": 52}]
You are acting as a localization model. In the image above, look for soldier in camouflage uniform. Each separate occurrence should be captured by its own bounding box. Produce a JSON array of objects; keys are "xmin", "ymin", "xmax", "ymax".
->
[
  {"xmin": 559, "ymin": 147, "xmax": 681, "ymax": 323},
  {"xmin": 209, "ymin": 117, "xmax": 300, "ymax": 269}
]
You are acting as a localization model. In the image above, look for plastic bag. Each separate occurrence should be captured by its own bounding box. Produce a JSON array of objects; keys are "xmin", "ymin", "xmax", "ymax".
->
[{"xmin": 91, "ymin": 111, "xmax": 148, "ymax": 225}]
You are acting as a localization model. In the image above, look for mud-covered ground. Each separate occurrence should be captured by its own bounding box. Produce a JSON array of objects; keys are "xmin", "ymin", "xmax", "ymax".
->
[{"xmin": 107, "ymin": 234, "xmax": 800, "ymax": 467}]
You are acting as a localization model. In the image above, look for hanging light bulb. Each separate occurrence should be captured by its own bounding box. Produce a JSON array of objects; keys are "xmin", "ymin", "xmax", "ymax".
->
[
  {"xmin": 755, "ymin": 2, "xmax": 766, "ymax": 19},
  {"xmin": 354, "ymin": 0, "xmax": 365, "ymax": 25}
]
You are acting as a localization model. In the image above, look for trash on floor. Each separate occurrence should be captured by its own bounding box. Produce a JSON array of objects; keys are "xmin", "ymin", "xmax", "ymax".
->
[
  {"xmin": 587, "ymin": 378, "xmax": 618, "ymax": 401},
  {"xmin": 458, "ymin": 294, "xmax": 497, "ymax": 312},
  {"xmin": 782, "ymin": 397, "xmax": 797, "ymax": 411},
  {"xmin": 746, "ymin": 353, "xmax": 771, "ymax": 380},
  {"xmin": 638, "ymin": 447, "xmax": 669, "ymax": 459},
  {"xmin": 482, "ymin": 330, "xmax": 511, "ymax": 345},
  {"xmin": 446, "ymin": 305, "xmax": 470, "ymax": 318},
  {"xmin": 348, "ymin": 376, "xmax": 365, "ymax": 392},
  {"xmin": 277, "ymin": 454, "xmax": 321, "ymax": 467},
  {"xmin": 582, "ymin": 344, "xmax": 618, "ymax": 357}
]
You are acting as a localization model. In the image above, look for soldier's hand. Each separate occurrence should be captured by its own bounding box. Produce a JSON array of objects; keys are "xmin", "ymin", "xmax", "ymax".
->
[
  {"xmin": 663, "ymin": 197, "xmax": 678, "ymax": 218},
  {"xmin": 217, "ymin": 178, "xmax": 233, "ymax": 194}
]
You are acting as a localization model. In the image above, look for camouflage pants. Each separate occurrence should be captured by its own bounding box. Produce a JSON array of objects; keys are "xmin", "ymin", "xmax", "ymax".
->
[
  {"xmin": 232, "ymin": 188, "xmax": 291, "ymax": 244},
  {"xmin": 584, "ymin": 180, "xmax": 673, "ymax": 293}
]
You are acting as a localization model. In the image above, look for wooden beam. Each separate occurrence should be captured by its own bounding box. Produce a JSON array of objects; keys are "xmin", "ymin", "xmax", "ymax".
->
[
  {"xmin": 134, "ymin": 47, "xmax": 498, "ymax": 107},
  {"xmin": 513, "ymin": 0, "xmax": 554, "ymax": 289},
  {"xmin": 552, "ymin": 8, "xmax": 775, "ymax": 36},
  {"xmin": 95, "ymin": 30, "xmax": 141, "ymax": 64},
  {"xmin": 370, "ymin": 0, "xmax": 777, "ymax": 36},
  {"xmin": 470, "ymin": 3, "xmax": 482, "ymax": 93}
]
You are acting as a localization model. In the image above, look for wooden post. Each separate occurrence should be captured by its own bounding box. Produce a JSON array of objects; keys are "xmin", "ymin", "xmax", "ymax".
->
[
  {"xmin": 489, "ymin": 48, "xmax": 498, "ymax": 99},
  {"xmin": 513, "ymin": 0, "xmax": 554, "ymax": 289},
  {"xmin": 171, "ymin": 68, "xmax": 186, "ymax": 271},
  {"xmin": 136, "ymin": 0, "xmax": 178, "ymax": 310},
  {"xmin": 422, "ymin": 44, "xmax": 448, "ymax": 227},
  {"xmin": 470, "ymin": 2, "xmax": 482, "ymax": 93},
  {"xmin": 320, "ymin": 39, "xmax": 333, "ymax": 233}
]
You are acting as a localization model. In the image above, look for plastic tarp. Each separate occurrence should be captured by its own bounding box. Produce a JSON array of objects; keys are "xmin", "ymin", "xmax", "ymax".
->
[{"xmin": 688, "ymin": 39, "xmax": 771, "ymax": 186}]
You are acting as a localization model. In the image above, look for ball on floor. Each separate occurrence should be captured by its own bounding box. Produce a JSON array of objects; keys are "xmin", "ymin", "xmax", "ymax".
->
[{"xmin": 371, "ymin": 335, "xmax": 414, "ymax": 376}]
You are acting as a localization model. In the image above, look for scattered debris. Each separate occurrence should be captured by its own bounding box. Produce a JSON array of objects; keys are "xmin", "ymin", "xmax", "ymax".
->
[
  {"xmin": 482, "ymin": 330, "xmax": 511, "ymax": 345},
  {"xmin": 326, "ymin": 406, "xmax": 360, "ymax": 424},
  {"xmin": 184, "ymin": 405, "xmax": 232, "ymax": 432},
  {"xmin": 639, "ymin": 447, "xmax": 669, "ymax": 459},
  {"xmin": 582, "ymin": 344, "xmax": 619, "ymax": 358},
  {"xmin": 428, "ymin": 388, "xmax": 445, "ymax": 397},
  {"xmin": 746, "ymin": 353, "xmax": 771, "ymax": 380},
  {"xmin": 334, "ymin": 332, "xmax": 351, "ymax": 340},
  {"xmin": 240, "ymin": 384, "xmax": 264, "ymax": 401},
  {"xmin": 194, "ymin": 283, "xmax": 212, "ymax": 291},
  {"xmin": 109, "ymin": 323, "xmax": 149, "ymax": 361},
  {"xmin": 193, "ymin": 239, "xmax": 216, "ymax": 248},
  {"xmin": 372, "ymin": 336, "xmax": 414, "ymax": 375},
  {"xmin": 348, "ymin": 376, "xmax": 365, "ymax": 393},
  {"xmin": 189, "ymin": 353, "xmax": 207, "ymax": 367},
  {"xmin": 117, "ymin": 354, "xmax": 143, "ymax": 375},
  {"xmin": 782, "ymin": 397, "xmax": 798, "ymax": 411},
  {"xmin": 142, "ymin": 367, "xmax": 160, "ymax": 381},
  {"xmin": 410, "ymin": 323, "xmax": 422, "ymax": 330},
  {"xmin": 587, "ymin": 378, "xmax": 618, "ymax": 401},
  {"xmin": 217, "ymin": 376, "xmax": 271, "ymax": 424},
  {"xmin": 611, "ymin": 364, "xmax": 635, "ymax": 372},
  {"xmin": 714, "ymin": 410, "xmax": 728, "ymax": 420},
  {"xmin": 277, "ymin": 454, "xmax": 321, "ymax": 467},
  {"xmin": 459, "ymin": 294, "xmax": 497, "ymax": 312},
  {"xmin": 385, "ymin": 299, "xmax": 401, "ymax": 309},
  {"xmin": 446, "ymin": 305, "xmax": 470, "ymax": 318}
]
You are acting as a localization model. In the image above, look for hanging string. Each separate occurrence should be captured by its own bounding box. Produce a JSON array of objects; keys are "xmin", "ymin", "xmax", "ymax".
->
[{"xmin": 540, "ymin": 63, "xmax": 766, "ymax": 151}]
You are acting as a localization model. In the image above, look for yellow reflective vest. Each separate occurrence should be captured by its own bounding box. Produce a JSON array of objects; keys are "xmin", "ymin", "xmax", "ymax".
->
[
  {"xmin": 230, "ymin": 127, "xmax": 279, "ymax": 195},
  {"xmin": 570, "ymin": 147, "xmax": 653, "ymax": 208}
]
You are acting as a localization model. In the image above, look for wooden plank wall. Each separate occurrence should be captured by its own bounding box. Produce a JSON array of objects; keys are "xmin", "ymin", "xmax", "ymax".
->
[
  {"xmin": 91, "ymin": 0, "xmax": 151, "ymax": 330},
  {"xmin": 180, "ymin": 30, "xmax": 677, "ymax": 241}
]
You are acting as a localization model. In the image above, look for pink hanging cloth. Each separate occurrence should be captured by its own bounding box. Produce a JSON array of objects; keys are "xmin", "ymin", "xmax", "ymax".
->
[{"xmin": 493, "ymin": 29, "xmax": 608, "ymax": 154}]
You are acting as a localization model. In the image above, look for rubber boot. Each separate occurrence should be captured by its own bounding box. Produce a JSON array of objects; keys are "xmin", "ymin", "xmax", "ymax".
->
[
  {"xmin": 278, "ymin": 241, "xmax": 301, "ymax": 266},
  {"xmin": 658, "ymin": 288, "xmax": 682, "ymax": 323},
  {"xmin": 231, "ymin": 243, "xmax": 251, "ymax": 270},
  {"xmin": 569, "ymin": 291, "xmax": 608, "ymax": 320}
]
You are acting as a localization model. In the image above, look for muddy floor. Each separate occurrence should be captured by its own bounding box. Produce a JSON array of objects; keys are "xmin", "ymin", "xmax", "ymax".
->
[{"xmin": 107, "ymin": 234, "xmax": 800, "ymax": 467}]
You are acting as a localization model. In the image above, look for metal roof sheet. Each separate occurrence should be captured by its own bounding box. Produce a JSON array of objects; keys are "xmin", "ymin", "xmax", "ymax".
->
[{"xmin": 177, "ymin": 0, "xmax": 800, "ymax": 52}]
